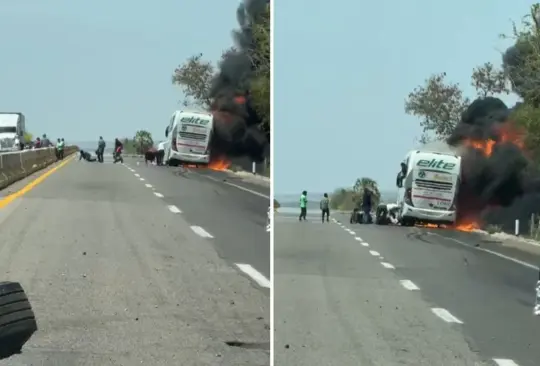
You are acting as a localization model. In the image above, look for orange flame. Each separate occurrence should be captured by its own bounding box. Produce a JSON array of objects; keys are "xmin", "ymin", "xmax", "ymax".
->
[
  {"xmin": 463, "ymin": 123, "xmax": 525, "ymax": 157},
  {"xmin": 208, "ymin": 157, "xmax": 231, "ymax": 171},
  {"xmin": 455, "ymin": 221, "xmax": 480, "ymax": 232},
  {"xmin": 234, "ymin": 95, "xmax": 246, "ymax": 104}
]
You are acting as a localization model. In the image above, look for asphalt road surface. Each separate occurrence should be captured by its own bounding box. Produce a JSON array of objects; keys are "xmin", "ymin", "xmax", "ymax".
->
[
  {"xmin": 0, "ymin": 154, "xmax": 270, "ymax": 365},
  {"xmin": 274, "ymin": 208, "xmax": 540, "ymax": 366}
]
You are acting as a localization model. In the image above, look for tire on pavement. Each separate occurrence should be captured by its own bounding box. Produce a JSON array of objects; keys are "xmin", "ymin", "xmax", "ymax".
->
[{"xmin": 0, "ymin": 282, "xmax": 38, "ymax": 360}]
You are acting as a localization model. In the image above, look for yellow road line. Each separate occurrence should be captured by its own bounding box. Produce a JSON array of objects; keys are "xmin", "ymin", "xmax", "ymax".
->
[{"xmin": 0, "ymin": 156, "xmax": 75, "ymax": 208}]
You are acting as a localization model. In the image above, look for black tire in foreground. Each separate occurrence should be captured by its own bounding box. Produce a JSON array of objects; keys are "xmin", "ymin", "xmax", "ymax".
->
[{"xmin": 0, "ymin": 282, "xmax": 38, "ymax": 360}]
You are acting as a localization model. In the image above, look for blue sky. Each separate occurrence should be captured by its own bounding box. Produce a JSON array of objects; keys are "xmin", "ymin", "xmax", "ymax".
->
[
  {"xmin": 0, "ymin": 0, "xmax": 238, "ymax": 145},
  {"xmin": 274, "ymin": 0, "xmax": 533, "ymax": 195}
]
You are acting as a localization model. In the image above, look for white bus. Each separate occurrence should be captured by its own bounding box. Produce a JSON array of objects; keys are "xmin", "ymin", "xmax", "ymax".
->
[
  {"xmin": 395, "ymin": 150, "xmax": 461, "ymax": 226},
  {"xmin": 163, "ymin": 110, "xmax": 214, "ymax": 167}
]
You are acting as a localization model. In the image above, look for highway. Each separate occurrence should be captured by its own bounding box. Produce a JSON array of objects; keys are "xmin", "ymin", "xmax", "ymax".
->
[
  {"xmin": 0, "ymin": 154, "xmax": 270, "ymax": 365},
  {"xmin": 274, "ymin": 208, "xmax": 540, "ymax": 366}
]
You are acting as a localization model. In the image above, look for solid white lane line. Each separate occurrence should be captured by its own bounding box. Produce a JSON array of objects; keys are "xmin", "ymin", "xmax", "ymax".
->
[
  {"xmin": 154, "ymin": 192, "xmax": 164, "ymax": 198},
  {"xmin": 199, "ymin": 174, "xmax": 269, "ymax": 199},
  {"xmin": 381, "ymin": 262, "xmax": 395, "ymax": 269},
  {"xmin": 493, "ymin": 359, "xmax": 520, "ymax": 366},
  {"xmin": 168, "ymin": 205, "xmax": 181, "ymax": 214},
  {"xmin": 431, "ymin": 308, "xmax": 463, "ymax": 324},
  {"xmin": 430, "ymin": 232, "xmax": 539, "ymax": 271},
  {"xmin": 400, "ymin": 280, "xmax": 420, "ymax": 290},
  {"xmin": 191, "ymin": 226, "xmax": 214, "ymax": 238},
  {"xmin": 235, "ymin": 263, "xmax": 271, "ymax": 288},
  {"xmin": 369, "ymin": 250, "xmax": 380, "ymax": 256},
  {"xmin": 145, "ymin": 184, "xmax": 152, "ymax": 188}
]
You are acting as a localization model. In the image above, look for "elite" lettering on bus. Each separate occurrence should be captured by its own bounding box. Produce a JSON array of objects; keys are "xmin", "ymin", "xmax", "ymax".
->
[{"xmin": 416, "ymin": 159, "xmax": 456, "ymax": 170}]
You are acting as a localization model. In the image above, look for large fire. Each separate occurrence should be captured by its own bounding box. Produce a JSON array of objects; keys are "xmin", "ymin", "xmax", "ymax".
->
[
  {"xmin": 208, "ymin": 157, "xmax": 231, "ymax": 171},
  {"xmin": 417, "ymin": 123, "xmax": 526, "ymax": 233},
  {"xmin": 457, "ymin": 123, "xmax": 525, "ymax": 231},
  {"xmin": 415, "ymin": 221, "xmax": 479, "ymax": 232},
  {"xmin": 462, "ymin": 123, "xmax": 525, "ymax": 157}
]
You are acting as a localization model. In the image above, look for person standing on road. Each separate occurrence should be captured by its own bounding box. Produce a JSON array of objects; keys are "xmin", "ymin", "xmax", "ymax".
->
[
  {"xmin": 113, "ymin": 138, "xmax": 124, "ymax": 164},
  {"xmin": 320, "ymin": 193, "xmax": 330, "ymax": 223},
  {"xmin": 299, "ymin": 190, "xmax": 308, "ymax": 221},
  {"xmin": 362, "ymin": 188, "xmax": 373, "ymax": 224},
  {"xmin": 55, "ymin": 138, "xmax": 61, "ymax": 159},
  {"xmin": 97, "ymin": 136, "xmax": 106, "ymax": 163},
  {"xmin": 42, "ymin": 134, "xmax": 51, "ymax": 147},
  {"xmin": 156, "ymin": 141, "xmax": 165, "ymax": 166},
  {"xmin": 58, "ymin": 138, "xmax": 65, "ymax": 159}
]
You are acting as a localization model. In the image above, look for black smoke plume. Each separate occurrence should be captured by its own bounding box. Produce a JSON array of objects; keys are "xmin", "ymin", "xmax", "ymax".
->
[
  {"xmin": 209, "ymin": 0, "xmax": 270, "ymax": 163},
  {"xmin": 448, "ymin": 97, "xmax": 539, "ymax": 231}
]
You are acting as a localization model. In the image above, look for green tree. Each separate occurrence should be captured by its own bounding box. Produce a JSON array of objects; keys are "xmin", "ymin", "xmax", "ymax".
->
[
  {"xmin": 499, "ymin": 3, "xmax": 540, "ymax": 160},
  {"xmin": 133, "ymin": 130, "xmax": 153, "ymax": 155},
  {"xmin": 404, "ymin": 72, "xmax": 470, "ymax": 143},
  {"xmin": 23, "ymin": 132, "xmax": 33, "ymax": 143},
  {"xmin": 510, "ymin": 104, "xmax": 540, "ymax": 161},
  {"xmin": 330, "ymin": 177, "xmax": 381, "ymax": 211},
  {"xmin": 172, "ymin": 53, "xmax": 214, "ymax": 108},
  {"xmin": 329, "ymin": 188, "xmax": 356, "ymax": 211},
  {"xmin": 470, "ymin": 62, "xmax": 510, "ymax": 97},
  {"xmin": 249, "ymin": 3, "xmax": 270, "ymax": 134},
  {"xmin": 353, "ymin": 177, "xmax": 381, "ymax": 209},
  {"xmin": 501, "ymin": 4, "xmax": 540, "ymax": 105},
  {"xmin": 122, "ymin": 138, "xmax": 137, "ymax": 154}
]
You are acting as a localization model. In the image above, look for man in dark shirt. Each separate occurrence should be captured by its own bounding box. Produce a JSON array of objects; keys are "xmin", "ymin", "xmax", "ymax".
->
[
  {"xmin": 362, "ymin": 189, "xmax": 373, "ymax": 224},
  {"xmin": 320, "ymin": 193, "xmax": 330, "ymax": 223}
]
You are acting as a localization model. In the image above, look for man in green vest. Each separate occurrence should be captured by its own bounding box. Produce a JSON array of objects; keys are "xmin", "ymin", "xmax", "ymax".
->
[
  {"xmin": 299, "ymin": 190, "xmax": 307, "ymax": 221},
  {"xmin": 57, "ymin": 138, "xmax": 65, "ymax": 160}
]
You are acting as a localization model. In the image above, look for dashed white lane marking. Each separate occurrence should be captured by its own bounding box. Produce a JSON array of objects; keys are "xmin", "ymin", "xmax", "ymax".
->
[
  {"xmin": 191, "ymin": 226, "xmax": 214, "ymax": 238},
  {"xmin": 167, "ymin": 205, "xmax": 181, "ymax": 214},
  {"xmin": 430, "ymin": 232, "xmax": 539, "ymax": 271},
  {"xmin": 362, "ymin": 242, "xmax": 369, "ymax": 247},
  {"xmin": 154, "ymin": 192, "xmax": 164, "ymax": 198},
  {"xmin": 145, "ymin": 183, "xmax": 152, "ymax": 188},
  {"xmin": 199, "ymin": 174, "xmax": 269, "ymax": 199},
  {"xmin": 381, "ymin": 262, "xmax": 395, "ymax": 269},
  {"xmin": 139, "ymin": 178, "xmax": 145, "ymax": 181},
  {"xmin": 400, "ymin": 280, "xmax": 420, "ymax": 290},
  {"xmin": 431, "ymin": 308, "xmax": 464, "ymax": 324},
  {"xmin": 134, "ymin": 173, "xmax": 140, "ymax": 177},
  {"xmin": 354, "ymin": 237, "xmax": 363, "ymax": 242},
  {"xmin": 369, "ymin": 250, "xmax": 380, "ymax": 257},
  {"xmin": 347, "ymin": 230, "xmax": 355, "ymax": 235},
  {"xmin": 235, "ymin": 263, "xmax": 271, "ymax": 288},
  {"xmin": 493, "ymin": 359, "xmax": 520, "ymax": 366}
]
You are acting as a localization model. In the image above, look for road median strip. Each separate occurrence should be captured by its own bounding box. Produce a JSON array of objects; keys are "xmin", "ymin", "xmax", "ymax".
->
[{"xmin": 0, "ymin": 146, "xmax": 78, "ymax": 193}]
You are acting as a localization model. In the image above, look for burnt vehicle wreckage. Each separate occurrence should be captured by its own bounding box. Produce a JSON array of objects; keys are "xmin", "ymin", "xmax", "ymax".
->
[{"xmin": 0, "ymin": 282, "xmax": 38, "ymax": 359}]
